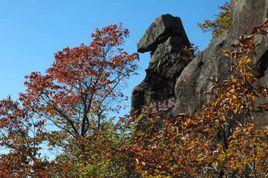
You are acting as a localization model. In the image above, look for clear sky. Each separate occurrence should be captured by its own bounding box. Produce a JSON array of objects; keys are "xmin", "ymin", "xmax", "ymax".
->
[{"xmin": 0, "ymin": 0, "xmax": 226, "ymax": 108}]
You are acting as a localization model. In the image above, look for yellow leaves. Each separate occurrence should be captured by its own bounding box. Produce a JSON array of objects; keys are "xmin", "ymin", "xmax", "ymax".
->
[
  {"xmin": 237, "ymin": 57, "xmax": 256, "ymax": 81},
  {"xmin": 128, "ymin": 19, "xmax": 268, "ymax": 178},
  {"xmin": 239, "ymin": 57, "xmax": 253, "ymax": 66},
  {"xmin": 183, "ymin": 119, "xmax": 197, "ymax": 128},
  {"xmin": 229, "ymin": 88, "xmax": 235, "ymax": 94},
  {"xmin": 231, "ymin": 94, "xmax": 237, "ymax": 100},
  {"xmin": 212, "ymin": 161, "xmax": 219, "ymax": 169},
  {"xmin": 222, "ymin": 124, "xmax": 268, "ymax": 174},
  {"xmin": 137, "ymin": 131, "xmax": 146, "ymax": 137},
  {"xmin": 199, "ymin": 2, "xmax": 231, "ymax": 37},
  {"xmin": 245, "ymin": 71, "xmax": 254, "ymax": 78}
]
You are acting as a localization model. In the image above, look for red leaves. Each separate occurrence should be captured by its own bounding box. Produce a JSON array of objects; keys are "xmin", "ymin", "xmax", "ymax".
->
[
  {"xmin": 0, "ymin": 97, "xmax": 49, "ymax": 177},
  {"xmin": 91, "ymin": 24, "xmax": 128, "ymax": 49},
  {"xmin": 20, "ymin": 24, "xmax": 138, "ymax": 138},
  {"xmin": 0, "ymin": 24, "xmax": 138, "ymax": 176}
]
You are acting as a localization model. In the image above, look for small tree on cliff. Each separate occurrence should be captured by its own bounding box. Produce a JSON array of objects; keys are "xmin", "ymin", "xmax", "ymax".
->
[{"xmin": 199, "ymin": 2, "xmax": 232, "ymax": 37}]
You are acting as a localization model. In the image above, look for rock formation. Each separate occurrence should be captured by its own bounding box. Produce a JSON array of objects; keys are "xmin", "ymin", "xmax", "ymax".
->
[
  {"xmin": 173, "ymin": 0, "xmax": 268, "ymax": 126},
  {"xmin": 131, "ymin": 14, "xmax": 191, "ymax": 112},
  {"xmin": 132, "ymin": 0, "xmax": 268, "ymax": 126}
]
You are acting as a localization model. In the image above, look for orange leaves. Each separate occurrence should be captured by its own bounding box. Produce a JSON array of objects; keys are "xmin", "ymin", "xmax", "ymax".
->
[
  {"xmin": 91, "ymin": 24, "xmax": 128, "ymax": 49},
  {"xmin": 20, "ymin": 23, "xmax": 139, "ymax": 139},
  {"xmin": 125, "ymin": 54, "xmax": 132, "ymax": 61},
  {"xmin": 225, "ymin": 124, "xmax": 268, "ymax": 174},
  {"xmin": 0, "ymin": 24, "xmax": 138, "ymax": 176},
  {"xmin": 125, "ymin": 20, "xmax": 268, "ymax": 178},
  {"xmin": 0, "ymin": 97, "xmax": 49, "ymax": 177},
  {"xmin": 183, "ymin": 119, "xmax": 196, "ymax": 128}
]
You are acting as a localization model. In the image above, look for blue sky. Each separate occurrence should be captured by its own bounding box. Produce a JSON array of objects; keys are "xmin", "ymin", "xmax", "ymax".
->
[{"xmin": 0, "ymin": 0, "xmax": 226, "ymax": 108}]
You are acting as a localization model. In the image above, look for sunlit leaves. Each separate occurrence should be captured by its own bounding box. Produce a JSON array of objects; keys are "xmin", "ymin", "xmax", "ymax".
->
[
  {"xmin": 0, "ymin": 97, "xmax": 50, "ymax": 177},
  {"xmin": 0, "ymin": 24, "xmax": 138, "ymax": 176},
  {"xmin": 126, "ymin": 20, "xmax": 268, "ymax": 177},
  {"xmin": 199, "ymin": 2, "xmax": 232, "ymax": 37}
]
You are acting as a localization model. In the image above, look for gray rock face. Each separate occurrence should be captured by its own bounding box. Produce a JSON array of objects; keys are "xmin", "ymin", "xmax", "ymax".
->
[
  {"xmin": 132, "ymin": 1, "xmax": 268, "ymax": 127},
  {"xmin": 132, "ymin": 14, "xmax": 191, "ymax": 112},
  {"xmin": 173, "ymin": 0, "xmax": 268, "ymax": 123},
  {"xmin": 174, "ymin": 33, "xmax": 230, "ymax": 114},
  {"xmin": 137, "ymin": 14, "xmax": 190, "ymax": 53}
]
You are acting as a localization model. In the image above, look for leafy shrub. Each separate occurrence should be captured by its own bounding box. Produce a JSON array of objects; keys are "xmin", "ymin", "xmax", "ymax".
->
[{"xmin": 199, "ymin": 2, "xmax": 232, "ymax": 37}]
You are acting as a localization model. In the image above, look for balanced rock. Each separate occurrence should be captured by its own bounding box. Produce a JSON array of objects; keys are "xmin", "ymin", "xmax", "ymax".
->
[
  {"xmin": 132, "ymin": 14, "xmax": 192, "ymax": 112},
  {"xmin": 137, "ymin": 14, "xmax": 190, "ymax": 53}
]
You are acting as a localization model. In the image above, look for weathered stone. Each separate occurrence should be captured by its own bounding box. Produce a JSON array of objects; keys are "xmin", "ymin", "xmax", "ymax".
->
[
  {"xmin": 132, "ymin": 0, "xmax": 268, "ymax": 127},
  {"xmin": 173, "ymin": 31, "xmax": 230, "ymax": 115},
  {"xmin": 132, "ymin": 14, "xmax": 192, "ymax": 112},
  {"xmin": 137, "ymin": 14, "xmax": 190, "ymax": 53},
  {"xmin": 150, "ymin": 36, "xmax": 184, "ymax": 63},
  {"xmin": 173, "ymin": 0, "xmax": 268, "ymax": 125}
]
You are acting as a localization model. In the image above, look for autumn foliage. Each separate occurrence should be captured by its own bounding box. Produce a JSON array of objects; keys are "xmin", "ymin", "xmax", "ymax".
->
[
  {"xmin": 126, "ymin": 20, "xmax": 268, "ymax": 177},
  {"xmin": 0, "ymin": 24, "xmax": 139, "ymax": 177},
  {"xmin": 0, "ymin": 97, "xmax": 50, "ymax": 177},
  {"xmin": 0, "ymin": 13, "xmax": 268, "ymax": 178},
  {"xmin": 199, "ymin": 2, "xmax": 232, "ymax": 37}
]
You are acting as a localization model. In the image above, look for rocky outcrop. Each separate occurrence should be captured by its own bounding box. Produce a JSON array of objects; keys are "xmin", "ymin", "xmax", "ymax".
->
[
  {"xmin": 132, "ymin": 0, "xmax": 268, "ymax": 126},
  {"xmin": 173, "ymin": 0, "xmax": 268, "ymax": 123},
  {"xmin": 131, "ymin": 14, "xmax": 191, "ymax": 112},
  {"xmin": 137, "ymin": 14, "xmax": 190, "ymax": 53}
]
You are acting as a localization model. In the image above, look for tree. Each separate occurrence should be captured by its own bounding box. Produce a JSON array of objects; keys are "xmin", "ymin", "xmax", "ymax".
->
[
  {"xmin": 21, "ymin": 24, "xmax": 138, "ymax": 138},
  {"xmin": 0, "ymin": 97, "xmax": 50, "ymax": 177},
  {"xmin": 51, "ymin": 118, "xmax": 135, "ymax": 177},
  {"xmin": 0, "ymin": 24, "xmax": 139, "ymax": 176}
]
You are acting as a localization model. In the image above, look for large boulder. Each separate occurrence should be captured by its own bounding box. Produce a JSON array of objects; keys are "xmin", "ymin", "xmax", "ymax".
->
[
  {"xmin": 173, "ymin": 0, "xmax": 268, "ymax": 125},
  {"xmin": 132, "ymin": 14, "xmax": 192, "ymax": 112},
  {"xmin": 137, "ymin": 14, "xmax": 190, "ymax": 53}
]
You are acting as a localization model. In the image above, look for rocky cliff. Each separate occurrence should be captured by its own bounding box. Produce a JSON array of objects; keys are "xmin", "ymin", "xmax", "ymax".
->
[{"xmin": 132, "ymin": 0, "xmax": 268, "ymax": 125}]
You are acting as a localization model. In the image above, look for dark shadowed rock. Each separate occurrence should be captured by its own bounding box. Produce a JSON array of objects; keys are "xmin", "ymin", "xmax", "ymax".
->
[
  {"xmin": 137, "ymin": 14, "xmax": 190, "ymax": 53},
  {"xmin": 132, "ymin": 14, "xmax": 192, "ymax": 112}
]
